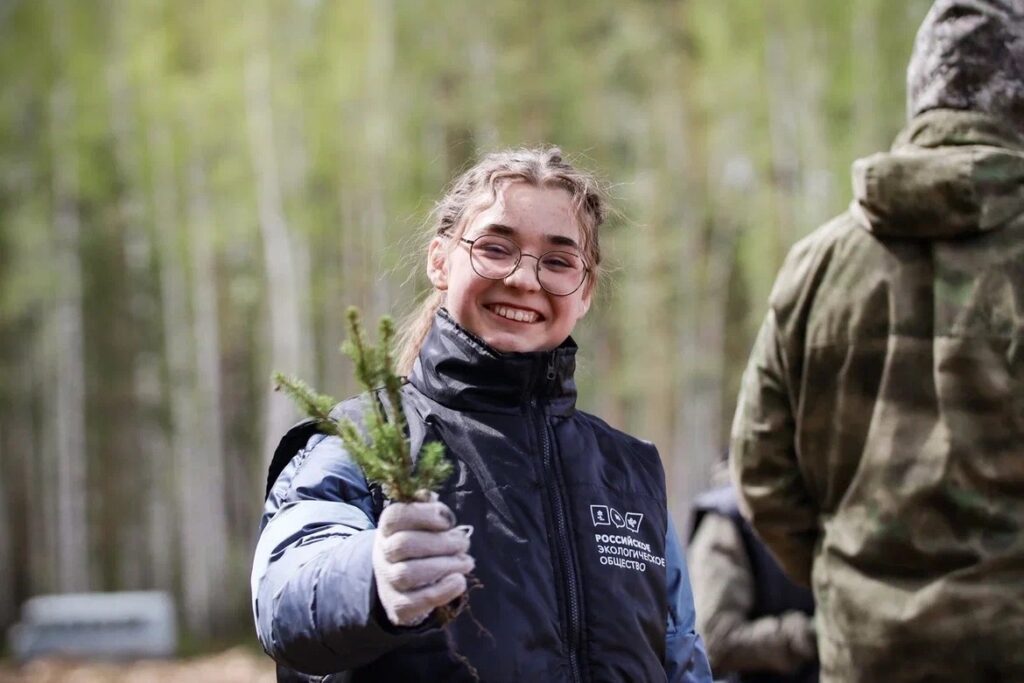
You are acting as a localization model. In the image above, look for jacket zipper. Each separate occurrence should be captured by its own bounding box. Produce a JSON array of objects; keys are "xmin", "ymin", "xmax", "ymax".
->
[{"xmin": 535, "ymin": 355, "xmax": 583, "ymax": 682}]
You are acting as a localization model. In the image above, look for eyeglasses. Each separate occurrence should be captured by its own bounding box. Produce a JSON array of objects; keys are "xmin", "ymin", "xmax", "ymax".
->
[{"xmin": 456, "ymin": 234, "xmax": 589, "ymax": 296}]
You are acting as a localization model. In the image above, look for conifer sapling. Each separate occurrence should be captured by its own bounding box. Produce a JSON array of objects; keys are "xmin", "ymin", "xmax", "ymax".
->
[{"xmin": 273, "ymin": 306, "xmax": 452, "ymax": 502}]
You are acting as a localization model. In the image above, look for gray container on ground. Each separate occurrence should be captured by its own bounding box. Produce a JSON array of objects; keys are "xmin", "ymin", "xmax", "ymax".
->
[{"xmin": 7, "ymin": 591, "xmax": 177, "ymax": 661}]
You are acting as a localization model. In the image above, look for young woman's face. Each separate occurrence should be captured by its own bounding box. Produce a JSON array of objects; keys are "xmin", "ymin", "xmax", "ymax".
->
[{"xmin": 428, "ymin": 182, "xmax": 592, "ymax": 353}]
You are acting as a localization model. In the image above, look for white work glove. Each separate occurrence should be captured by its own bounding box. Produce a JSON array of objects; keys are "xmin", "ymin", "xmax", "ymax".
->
[{"xmin": 372, "ymin": 493, "xmax": 474, "ymax": 627}]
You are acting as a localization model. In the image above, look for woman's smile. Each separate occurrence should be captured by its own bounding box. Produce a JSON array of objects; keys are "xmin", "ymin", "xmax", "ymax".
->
[{"xmin": 484, "ymin": 303, "xmax": 544, "ymax": 324}]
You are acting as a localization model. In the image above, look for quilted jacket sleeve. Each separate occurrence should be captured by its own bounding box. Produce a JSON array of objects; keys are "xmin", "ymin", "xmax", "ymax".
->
[
  {"xmin": 665, "ymin": 517, "xmax": 713, "ymax": 683},
  {"xmin": 251, "ymin": 432, "xmax": 437, "ymax": 676}
]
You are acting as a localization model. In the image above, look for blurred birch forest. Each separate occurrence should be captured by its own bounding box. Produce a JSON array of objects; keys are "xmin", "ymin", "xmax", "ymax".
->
[{"xmin": 0, "ymin": 0, "xmax": 931, "ymax": 643}]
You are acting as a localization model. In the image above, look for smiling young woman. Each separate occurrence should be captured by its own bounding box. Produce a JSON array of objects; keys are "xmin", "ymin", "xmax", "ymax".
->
[{"xmin": 253, "ymin": 147, "xmax": 712, "ymax": 683}]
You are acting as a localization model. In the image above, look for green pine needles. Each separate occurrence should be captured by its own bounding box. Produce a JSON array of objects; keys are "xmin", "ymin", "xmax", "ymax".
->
[{"xmin": 273, "ymin": 307, "xmax": 452, "ymax": 503}]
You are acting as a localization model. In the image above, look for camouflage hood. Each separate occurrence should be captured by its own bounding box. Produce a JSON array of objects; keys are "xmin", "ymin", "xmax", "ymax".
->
[
  {"xmin": 851, "ymin": 109, "xmax": 1024, "ymax": 238},
  {"xmin": 906, "ymin": 0, "xmax": 1024, "ymax": 134}
]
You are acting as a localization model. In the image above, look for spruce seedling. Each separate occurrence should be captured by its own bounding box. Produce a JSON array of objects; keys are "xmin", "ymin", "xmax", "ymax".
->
[{"xmin": 273, "ymin": 307, "xmax": 452, "ymax": 503}]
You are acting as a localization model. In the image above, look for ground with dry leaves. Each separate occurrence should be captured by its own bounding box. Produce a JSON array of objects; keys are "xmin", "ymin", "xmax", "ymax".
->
[{"xmin": 0, "ymin": 647, "xmax": 276, "ymax": 682}]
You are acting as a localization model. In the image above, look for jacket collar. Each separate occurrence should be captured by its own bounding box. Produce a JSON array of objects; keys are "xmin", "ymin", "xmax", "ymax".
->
[
  {"xmin": 408, "ymin": 307, "xmax": 578, "ymax": 416},
  {"xmin": 894, "ymin": 109, "xmax": 1024, "ymax": 152}
]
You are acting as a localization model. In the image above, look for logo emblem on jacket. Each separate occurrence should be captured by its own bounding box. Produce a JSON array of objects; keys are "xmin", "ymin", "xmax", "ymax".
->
[{"xmin": 590, "ymin": 504, "xmax": 643, "ymax": 534}]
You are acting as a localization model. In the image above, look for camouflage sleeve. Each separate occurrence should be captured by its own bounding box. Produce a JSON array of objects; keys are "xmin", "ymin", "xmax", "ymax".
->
[
  {"xmin": 690, "ymin": 514, "xmax": 816, "ymax": 673},
  {"xmin": 729, "ymin": 307, "xmax": 819, "ymax": 586}
]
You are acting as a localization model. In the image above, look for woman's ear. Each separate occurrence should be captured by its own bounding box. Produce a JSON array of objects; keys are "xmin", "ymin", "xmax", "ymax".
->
[
  {"xmin": 427, "ymin": 236, "xmax": 449, "ymax": 290},
  {"xmin": 576, "ymin": 286, "xmax": 593, "ymax": 321}
]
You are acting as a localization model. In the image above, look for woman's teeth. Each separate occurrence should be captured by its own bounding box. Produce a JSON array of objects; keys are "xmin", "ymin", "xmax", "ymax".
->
[{"xmin": 490, "ymin": 305, "xmax": 539, "ymax": 323}]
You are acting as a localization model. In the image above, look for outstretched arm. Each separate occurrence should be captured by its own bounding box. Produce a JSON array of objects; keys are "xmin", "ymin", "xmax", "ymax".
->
[{"xmin": 252, "ymin": 433, "xmax": 439, "ymax": 675}]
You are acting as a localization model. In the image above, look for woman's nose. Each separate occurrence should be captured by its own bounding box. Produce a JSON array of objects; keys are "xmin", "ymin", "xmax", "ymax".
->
[{"xmin": 503, "ymin": 256, "xmax": 542, "ymax": 291}]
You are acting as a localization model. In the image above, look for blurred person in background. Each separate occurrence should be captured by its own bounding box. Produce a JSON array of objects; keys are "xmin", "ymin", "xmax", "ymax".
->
[
  {"xmin": 689, "ymin": 461, "xmax": 817, "ymax": 683},
  {"xmin": 730, "ymin": 1, "xmax": 1024, "ymax": 681}
]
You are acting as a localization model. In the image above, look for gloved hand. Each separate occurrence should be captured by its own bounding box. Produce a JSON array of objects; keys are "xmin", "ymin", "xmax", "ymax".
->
[{"xmin": 372, "ymin": 494, "xmax": 474, "ymax": 627}]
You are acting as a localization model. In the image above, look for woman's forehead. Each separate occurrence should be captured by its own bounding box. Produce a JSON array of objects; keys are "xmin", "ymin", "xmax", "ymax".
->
[{"xmin": 473, "ymin": 183, "xmax": 579, "ymax": 242}]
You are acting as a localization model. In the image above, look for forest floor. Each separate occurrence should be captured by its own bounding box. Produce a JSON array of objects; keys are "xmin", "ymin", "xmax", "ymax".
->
[{"xmin": 0, "ymin": 647, "xmax": 275, "ymax": 682}]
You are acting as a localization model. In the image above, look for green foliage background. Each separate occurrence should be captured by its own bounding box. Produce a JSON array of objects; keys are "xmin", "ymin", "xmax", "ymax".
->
[{"xmin": 0, "ymin": 0, "xmax": 931, "ymax": 643}]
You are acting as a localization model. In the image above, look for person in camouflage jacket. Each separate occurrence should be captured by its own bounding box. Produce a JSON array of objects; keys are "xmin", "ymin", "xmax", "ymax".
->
[{"xmin": 730, "ymin": 1, "xmax": 1024, "ymax": 681}]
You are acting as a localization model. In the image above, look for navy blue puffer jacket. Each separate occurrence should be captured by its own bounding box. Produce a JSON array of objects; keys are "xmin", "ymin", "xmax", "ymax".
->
[{"xmin": 251, "ymin": 309, "xmax": 711, "ymax": 682}]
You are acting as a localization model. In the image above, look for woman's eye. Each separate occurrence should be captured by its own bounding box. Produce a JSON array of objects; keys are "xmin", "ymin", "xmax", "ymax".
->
[
  {"xmin": 478, "ymin": 243, "xmax": 513, "ymax": 258},
  {"xmin": 542, "ymin": 255, "xmax": 577, "ymax": 270},
  {"xmin": 477, "ymin": 242, "xmax": 516, "ymax": 259}
]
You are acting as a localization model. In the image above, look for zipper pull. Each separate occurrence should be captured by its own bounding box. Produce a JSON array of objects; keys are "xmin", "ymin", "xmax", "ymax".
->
[{"xmin": 546, "ymin": 356, "xmax": 556, "ymax": 382}]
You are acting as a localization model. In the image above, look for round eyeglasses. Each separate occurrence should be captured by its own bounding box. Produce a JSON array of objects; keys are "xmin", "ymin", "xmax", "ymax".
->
[{"xmin": 457, "ymin": 234, "xmax": 589, "ymax": 296}]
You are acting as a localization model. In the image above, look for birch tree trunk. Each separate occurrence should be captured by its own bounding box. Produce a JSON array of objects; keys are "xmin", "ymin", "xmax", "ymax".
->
[
  {"xmin": 150, "ymin": 125, "xmax": 212, "ymax": 633},
  {"xmin": 469, "ymin": 16, "xmax": 499, "ymax": 154},
  {"xmin": 245, "ymin": 6, "xmax": 309, "ymax": 469},
  {"xmin": 851, "ymin": 0, "xmax": 887, "ymax": 154},
  {"xmin": 276, "ymin": 11, "xmax": 317, "ymax": 385},
  {"xmin": 794, "ymin": 16, "xmax": 837, "ymax": 232},
  {"xmin": 49, "ymin": 4, "xmax": 90, "ymax": 591},
  {"xmin": 107, "ymin": 27, "xmax": 175, "ymax": 592},
  {"xmin": 186, "ymin": 130, "xmax": 232, "ymax": 621},
  {"xmin": 762, "ymin": 8, "xmax": 801, "ymax": 264},
  {"xmin": 676, "ymin": 223, "xmax": 737, "ymax": 520},
  {"xmin": 335, "ymin": 191, "xmax": 361, "ymax": 397},
  {"xmin": 654, "ymin": 79, "xmax": 692, "ymax": 507},
  {"xmin": 134, "ymin": 351, "xmax": 176, "ymax": 594},
  {"xmin": 664, "ymin": 4, "xmax": 722, "ymax": 529},
  {"xmin": 363, "ymin": 0, "xmax": 395, "ymax": 319}
]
